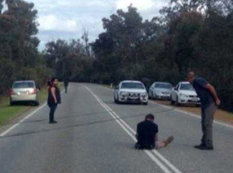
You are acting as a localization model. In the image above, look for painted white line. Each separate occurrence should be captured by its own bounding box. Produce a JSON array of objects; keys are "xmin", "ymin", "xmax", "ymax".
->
[
  {"xmin": 0, "ymin": 103, "xmax": 47, "ymax": 137},
  {"xmin": 152, "ymin": 102, "xmax": 233, "ymax": 130},
  {"xmin": 85, "ymin": 86, "xmax": 182, "ymax": 173},
  {"xmin": 0, "ymin": 90, "xmax": 65, "ymax": 137},
  {"xmin": 103, "ymin": 98, "xmax": 182, "ymax": 173}
]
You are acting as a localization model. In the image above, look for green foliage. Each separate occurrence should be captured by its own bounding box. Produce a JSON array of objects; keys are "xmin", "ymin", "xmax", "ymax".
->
[
  {"xmin": 90, "ymin": 1, "xmax": 233, "ymax": 111},
  {"xmin": 41, "ymin": 1, "xmax": 233, "ymax": 111},
  {"xmin": 43, "ymin": 38, "xmax": 94, "ymax": 82},
  {"xmin": 0, "ymin": 0, "xmax": 51, "ymax": 94}
]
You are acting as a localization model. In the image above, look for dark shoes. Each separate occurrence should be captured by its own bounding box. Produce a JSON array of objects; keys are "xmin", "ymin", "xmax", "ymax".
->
[
  {"xmin": 49, "ymin": 121, "xmax": 57, "ymax": 124},
  {"xmin": 164, "ymin": 136, "xmax": 174, "ymax": 147},
  {"xmin": 194, "ymin": 144, "xmax": 214, "ymax": 150}
]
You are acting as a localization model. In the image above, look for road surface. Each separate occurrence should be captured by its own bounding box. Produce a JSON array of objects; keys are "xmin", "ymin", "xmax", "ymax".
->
[{"xmin": 0, "ymin": 83, "xmax": 233, "ymax": 173}]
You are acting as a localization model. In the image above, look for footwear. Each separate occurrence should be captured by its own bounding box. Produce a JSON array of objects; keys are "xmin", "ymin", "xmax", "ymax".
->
[
  {"xmin": 194, "ymin": 145, "xmax": 213, "ymax": 150},
  {"xmin": 164, "ymin": 136, "xmax": 174, "ymax": 147},
  {"xmin": 194, "ymin": 144, "xmax": 205, "ymax": 148},
  {"xmin": 49, "ymin": 121, "xmax": 57, "ymax": 124}
]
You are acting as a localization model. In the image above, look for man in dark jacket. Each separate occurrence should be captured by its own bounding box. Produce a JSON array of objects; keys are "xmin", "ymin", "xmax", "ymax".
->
[
  {"xmin": 187, "ymin": 72, "xmax": 220, "ymax": 150},
  {"xmin": 135, "ymin": 114, "xmax": 174, "ymax": 150}
]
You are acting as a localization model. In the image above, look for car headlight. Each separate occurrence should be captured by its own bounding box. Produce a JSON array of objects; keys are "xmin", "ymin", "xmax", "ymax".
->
[
  {"xmin": 120, "ymin": 91, "xmax": 128, "ymax": 96},
  {"xmin": 155, "ymin": 91, "xmax": 161, "ymax": 95},
  {"xmin": 141, "ymin": 92, "xmax": 148, "ymax": 97},
  {"xmin": 180, "ymin": 93, "xmax": 188, "ymax": 98}
]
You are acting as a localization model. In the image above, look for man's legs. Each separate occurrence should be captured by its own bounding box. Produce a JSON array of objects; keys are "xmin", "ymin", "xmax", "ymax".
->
[
  {"xmin": 202, "ymin": 103, "xmax": 217, "ymax": 148},
  {"xmin": 156, "ymin": 136, "xmax": 174, "ymax": 149},
  {"xmin": 65, "ymin": 86, "xmax": 67, "ymax": 93},
  {"xmin": 201, "ymin": 108, "xmax": 206, "ymax": 146}
]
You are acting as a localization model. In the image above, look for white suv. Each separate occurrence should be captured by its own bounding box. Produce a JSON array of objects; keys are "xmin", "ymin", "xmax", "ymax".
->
[
  {"xmin": 114, "ymin": 80, "xmax": 148, "ymax": 105},
  {"xmin": 171, "ymin": 81, "xmax": 200, "ymax": 106}
]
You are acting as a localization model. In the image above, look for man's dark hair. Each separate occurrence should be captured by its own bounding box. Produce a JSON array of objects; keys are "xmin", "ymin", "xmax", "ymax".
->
[{"xmin": 145, "ymin": 114, "xmax": 154, "ymax": 120}]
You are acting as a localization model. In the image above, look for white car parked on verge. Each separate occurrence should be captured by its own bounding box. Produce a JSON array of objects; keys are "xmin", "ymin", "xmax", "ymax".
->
[
  {"xmin": 171, "ymin": 81, "xmax": 200, "ymax": 106},
  {"xmin": 114, "ymin": 80, "xmax": 148, "ymax": 105}
]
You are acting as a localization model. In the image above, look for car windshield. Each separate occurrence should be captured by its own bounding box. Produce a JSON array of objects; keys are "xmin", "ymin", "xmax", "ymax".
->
[
  {"xmin": 180, "ymin": 84, "xmax": 194, "ymax": 91},
  {"xmin": 13, "ymin": 82, "xmax": 35, "ymax": 89},
  {"xmin": 121, "ymin": 82, "xmax": 144, "ymax": 89},
  {"xmin": 155, "ymin": 83, "xmax": 172, "ymax": 89}
]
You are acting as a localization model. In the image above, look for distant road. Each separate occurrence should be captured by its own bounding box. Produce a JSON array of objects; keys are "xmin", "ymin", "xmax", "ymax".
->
[{"xmin": 0, "ymin": 83, "xmax": 233, "ymax": 173}]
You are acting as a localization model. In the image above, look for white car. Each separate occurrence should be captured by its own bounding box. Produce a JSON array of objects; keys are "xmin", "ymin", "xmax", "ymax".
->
[
  {"xmin": 10, "ymin": 80, "xmax": 39, "ymax": 106},
  {"xmin": 149, "ymin": 82, "xmax": 173, "ymax": 100},
  {"xmin": 114, "ymin": 80, "xmax": 148, "ymax": 105},
  {"xmin": 171, "ymin": 81, "xmax": 200, "ymax": 106}
]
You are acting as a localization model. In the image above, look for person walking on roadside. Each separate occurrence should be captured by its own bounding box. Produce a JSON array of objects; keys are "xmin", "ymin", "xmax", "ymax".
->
[
  {"xmin": 64, "ymin": 80, "xmax": 69, "ymax": 94},
  {"xmin": 47, "ymin": 77, "xmax": 61, "ymax": 124},
  {"xmin": 135, "ymin": 114, "xmax": 174, "ymax": 150},
  {"xmin": 187, "ymin": 72, "xmax": 220, "ymax": 150}
]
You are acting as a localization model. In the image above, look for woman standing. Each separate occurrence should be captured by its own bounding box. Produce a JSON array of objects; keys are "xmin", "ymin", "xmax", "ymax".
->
[{"xmin": 47, "ymin": 77, "xmax": 61, "ymax": 124}]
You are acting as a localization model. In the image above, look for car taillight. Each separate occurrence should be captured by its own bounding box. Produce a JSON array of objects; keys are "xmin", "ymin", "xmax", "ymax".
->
[
  {"xmin": 10, "ymin": 89, "xmax": 16, "ymax": 95},
  {"xmin": 29, "ymin": 89, "xmax": 37, "ymax": 95}
]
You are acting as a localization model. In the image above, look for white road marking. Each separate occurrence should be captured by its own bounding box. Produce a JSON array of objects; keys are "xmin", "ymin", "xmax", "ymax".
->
[
  {"xmin": 0, "ymin": 90, "xmax": 65, "ymax": 137},
  {"xmin": 0, "ymin": 103, "xmax": 47, "ymax": 137},
  {"xmin": 152, "ymin": 102, "xmax": 233, "ymax": 129},
  {"xmin": 103, "ymin": 84, "xmax": 233, "ymax": 129},
  {"xmin": 85, "ymin": 86, "xmax": 182, "ymax": 173}
]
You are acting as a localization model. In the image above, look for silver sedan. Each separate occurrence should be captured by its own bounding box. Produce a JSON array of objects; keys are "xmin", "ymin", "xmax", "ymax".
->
[
  {"xmin": 10, "ymin": 80, "xmax": 39, "ymax": 106},
  {"xmin": 149, "ymin": 82, "xmax": 173, "ymax": 100}
]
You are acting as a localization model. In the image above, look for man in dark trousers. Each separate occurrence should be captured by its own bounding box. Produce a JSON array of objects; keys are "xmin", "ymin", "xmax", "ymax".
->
[
  {"xmin": 187, "ymin": 72, "xmax": 220, "ymax": 150},
  {"xmin": 64, "ymin": 80, "xmax": 69, "ymax": 94},
  {"xmin": 135, "ymin": 114, "xmax": 174, "ymax": 150}
]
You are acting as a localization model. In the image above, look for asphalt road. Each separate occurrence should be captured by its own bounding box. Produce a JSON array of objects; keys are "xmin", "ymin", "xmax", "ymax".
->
[{"xmin": 0, "ymin": 83, "xmax": 233, "ymax": 173}]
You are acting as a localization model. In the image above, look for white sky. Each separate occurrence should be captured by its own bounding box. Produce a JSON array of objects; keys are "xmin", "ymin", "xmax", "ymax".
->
[{"xmin": 25, "ymin": 0, "xmax": 169, "ymax": 50}]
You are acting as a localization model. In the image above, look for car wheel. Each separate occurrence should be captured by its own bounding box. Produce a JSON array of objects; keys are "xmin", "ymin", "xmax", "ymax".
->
[
  {"xmin": 10, "ymin": 101, "xmax": 14, "ymax": 106},
  {"xmin": 114, "ymin": 95, "xmax": 119, "ymax": 104},
  {"xmin": 35, "ymin": 101, "xmax": 40, "ymax": 106},
  {"xmin": 170, "ymin": 97, "xmax": 175, "ymax": 105},
  {"xmin": 143, "ymin": 102, "xmax": 148, "ymax": 105},
  {"xmin": 148, "ymin": 92, "xmax": 151, "ymax": 99},
  {"xmin": 175, "ymin": 96, "xmax": 180, "ymax": 106},
  {"xmin": 153, "ymin": 93, "xmax": 156, "ymax": 100}
]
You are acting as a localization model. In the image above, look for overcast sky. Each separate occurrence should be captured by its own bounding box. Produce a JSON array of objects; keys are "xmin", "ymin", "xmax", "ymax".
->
[{"xmin": 26, "ymin": 0, "xmax": 169, "ymax": 50}]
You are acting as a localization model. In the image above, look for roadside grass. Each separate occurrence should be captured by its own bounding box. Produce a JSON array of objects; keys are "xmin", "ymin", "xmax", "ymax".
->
[
  {"xmin": 155, "ymin": 100, "xmax": 233, "ymax": 125},
  {"xmin": 0, "ymin": 83, "xmax": 64, "ymax": 126}
]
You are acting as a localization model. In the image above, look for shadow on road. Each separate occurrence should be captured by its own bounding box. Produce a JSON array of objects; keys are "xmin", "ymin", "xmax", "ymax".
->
[{"xmin": 0, "ymin": 108, "xmax": 175, "ymax": 139}]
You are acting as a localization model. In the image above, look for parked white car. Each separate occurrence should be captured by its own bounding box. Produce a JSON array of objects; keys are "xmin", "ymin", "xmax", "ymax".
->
[
  {"xmin": 171, "ymin": 81, "xmax": 200, "ymax": 106},
  {"xmin": 114, "ymin": 80, "xmax": 148, "ymax": 105},
  {"xmin": 149, "ymin": 82, "xmax": 173, "ymax": 100}
]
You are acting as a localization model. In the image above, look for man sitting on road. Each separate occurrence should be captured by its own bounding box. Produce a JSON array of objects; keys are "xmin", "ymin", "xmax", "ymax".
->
[{"xmin": 135, "ymin": 114, "xmax": 174, "ymax": 150}]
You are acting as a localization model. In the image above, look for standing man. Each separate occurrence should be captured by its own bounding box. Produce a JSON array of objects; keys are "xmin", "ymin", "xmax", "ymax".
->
[
  {"xmin": 64, "ymin": 80, "xmax": 69, "ymax": 94},
  {"xmin": 187, "ymin": 72, "xmax": 220, "ymax": 150},
  {"xmin": 135, "ymin": 114, "xmax": 174, "ymax": 150}
]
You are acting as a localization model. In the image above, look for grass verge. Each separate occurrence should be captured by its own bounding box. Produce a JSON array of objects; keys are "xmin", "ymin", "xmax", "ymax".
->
[
  {"xmin": 0, "ymin": 83, "xmax": 63, "ymax": 126},
  {"xmin": 155, "ymin": 100, "xmax": 233, "ymax": 125}
]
